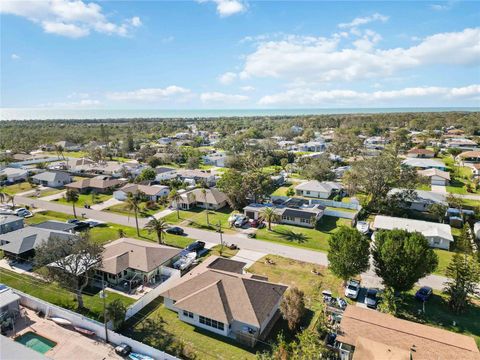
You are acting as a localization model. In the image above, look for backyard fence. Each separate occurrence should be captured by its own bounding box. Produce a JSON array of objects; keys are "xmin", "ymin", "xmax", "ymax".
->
[
  {"xmin": 125, "ymin": 266, "xmax": 181, "ymax": 321},
  {"xmin": 14, "ymin": 289, "xmax": 179, "ymax": 360},
  {"xmin": 323, "ymin": 209, "xmax": 357, "ymax": 219}
]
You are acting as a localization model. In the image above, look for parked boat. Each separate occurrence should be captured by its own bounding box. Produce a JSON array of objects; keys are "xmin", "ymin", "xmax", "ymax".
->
[
  {"xmin": 173, "ymin": 252, "xmax": 196, "ymax": 271},
  {"xmin": 128, "ymin": 352, "xmax": 155, "ymax": 360},
  {"xmin": 50, "ymin": 317, "xmax": 72, "ymax": 326},
  {"xmin": 74, "ymin": 326, "xmax": 95, "ymax": 336}
]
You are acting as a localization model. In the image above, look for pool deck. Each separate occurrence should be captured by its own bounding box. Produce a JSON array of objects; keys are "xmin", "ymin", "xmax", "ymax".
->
[{"xmin": 7, "ymin": 307, "xmax": 123, "ymax": 360}]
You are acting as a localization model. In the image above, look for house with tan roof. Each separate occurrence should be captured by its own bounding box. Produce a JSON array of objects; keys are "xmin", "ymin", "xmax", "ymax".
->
[
  {"xmin": 176, "ymin": 169, "xmax": 216, "ymax": 186},
  {"xmin": 65, "ymin": 175, "xmax": 126, "ymax": 194},
  {"xmin": 335, "ymin": 306, "xmax": 480, "ymax": 360},
  {"xmin": 406, "ymin": 148, "xmax": 435, "ymax": 158},
  {"xmin": 113, "ymin": 183, "xmax": 170, "ymax": 201},
  {"xmin": 418, "ymin": 168, "xmax": 450, "ymax": 186},
  {"xmin": 96, "ymin": 238, "xmax": 181, "ymax": 288},
  {"xmin": 173, "ymin": 188, "xmax": 228, "ymax": 210},
  {"xmin": 456, "ymin": 150, "xmax": 480, "ymax": 165},
  {"xmin": 160, "ymin": 256, "xmax": 287, "ymax": 345}
]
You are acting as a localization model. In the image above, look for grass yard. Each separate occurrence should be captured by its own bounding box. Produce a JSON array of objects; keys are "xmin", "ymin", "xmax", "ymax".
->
[
  {"xmin": 207, "ymin": 244, "xmax": 239, "ymax": 258},
  {"xmin": 433, "ymin": 249, "xmax": 454, "ymax": 276},
  {"xmin": 446, "ymin": 178, "xmax": 480, "ymax": 195},
  {"xmin": 416, "ymin": 183, "xmax": 431, "ymax": 191},
  {"xmin": 0, "ymin": 268, "xmax": 135, "ymax": 322},
  {"xmin": 105, "ymin": 201, "xmax": 164, "ymax": 218},
  {"xmin": 122, "ymin": 298, "xmax": 258, "ymax": 360},
  {"xmin": 28, "ymin": 188, "xmax": 65, "ymax": 198},
  {"xmin": 271, "ymin": 186, "xmax": 293, "ymax": 196},
  {"xmin": 255, "ymin": 216, "xmax": 351, "ymax": 252},
  {"xmin": 400, "ymin": 287, "xmax": 480, "ymax": 348},
  {"xmin": 164, "ymin": 207, "xmax": 237, "ymax": 234},
  {"xmin": 2, "ymin": 182, "xmax": 36, "ymax": 195},
  {"xmin": 25, "ymin": 210, "xmax": 193, "ymax": 248},
  {"xmin": 53, "ymin": 192, "xmax": 112, "ymax": 206}
]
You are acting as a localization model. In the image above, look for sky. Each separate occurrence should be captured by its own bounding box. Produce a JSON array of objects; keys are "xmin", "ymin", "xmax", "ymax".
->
[{"xmin": 1, "ymin": 0, "xmax": 480, "ymax": 109}]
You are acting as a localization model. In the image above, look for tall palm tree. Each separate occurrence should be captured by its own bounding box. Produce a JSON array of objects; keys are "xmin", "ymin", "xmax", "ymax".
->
[
  {"xmin": 168, "ymin": 189, "xmax": 182, "ymax": 220},
  {"xmin": 126, "ymin": 192, "xmax": 143, "ymax": 236},
  {"xmin": 145, "ymin": 218, "xmax": 169, "ymax": 244},
  {"xmin": 261, "ymin": 207, "xmax": 278, "ymax": 231},
  {"xmin": 65, "ymin": 189, "xmax": 79, "ymax": 218},
  {"xmin": 201, "ymin": 188, "xmax": 209, "ymax": 225}
]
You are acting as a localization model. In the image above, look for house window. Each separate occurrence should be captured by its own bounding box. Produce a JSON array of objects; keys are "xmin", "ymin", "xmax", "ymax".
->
[
  {"xmin": 183, "ymin": 310, "xmax": 194, "ymax": 318},
  {"xmin": 199, "ymin": 315, "xmax": 225, "ymax": 331},
  {"xmin": 300, "ymin": 218, "xmax": 310, "ymax": 223},
  {"xmin": 433, "ymin": 238, "xmax": 441, "ymax": 245},
  {"xmin": 123, "ymin": 270, "xmax": 127, "ymax": 276},
  {"xmin": 306, "ymin": 191, "xmax": 310, "ymax": 195}
]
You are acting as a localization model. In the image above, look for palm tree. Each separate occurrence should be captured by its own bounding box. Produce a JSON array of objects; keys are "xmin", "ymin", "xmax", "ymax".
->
[
  {"xmin": 145, "ymin": 218, "xmax": 169, "ymax": 244},
  {"xmin": 126, "ymin": 192, "xmax": 143, "ymax": 236},
  {"xmin": 261, "ymin": 207, "xmax": 278, "ymax": 231},
  {"xmin": 168, "ymin": 189, "xmax": 182, "ymax": 220},
  {"xmin": 201, "ymin": 188, "xmax": 209, "ymax": 225},
  {"xmin": 65, "ymin": 189, "xmax": 79, "ymax": 218}
]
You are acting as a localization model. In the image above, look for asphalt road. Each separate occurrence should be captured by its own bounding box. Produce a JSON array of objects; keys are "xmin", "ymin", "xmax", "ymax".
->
[{"xmin": 14, "ymin": 194, "xmax": 449, "ymax": 290}]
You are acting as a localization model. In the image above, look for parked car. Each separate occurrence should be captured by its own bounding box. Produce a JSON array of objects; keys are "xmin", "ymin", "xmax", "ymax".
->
[
  {"xmin": 114, "ymin": 343, "xmax": 132, "ymax": 356},
  {"xmin": 234, "ymin": 215, "xmax": 248, "ymax": 228},
  {"xmin": 344, "ymin": 279, "xmax": 361, "ymax": 300},
  {"xmin": 67, "ymin": 219, "xmax": 80, "ymax": 224},
  {"xmin": 14, "ymin": 208, "xmax": 33, "ymax": 218},
  {"xmin": 185, "ymin": 241, "xmax": 205, "ymax": 253},
  {"xmin": 364, "ymin": 288, "xmax": 379, "ymax": 308},
  {"xmin": 13, "ymin": 208, "xmax": 28, "ymax": 215},
  {"xmin": 228, "ymin": 213, "xmax": 241, "ymax": 224},
  {"xmin": 415, "ymin": 286, "xmax": 433, "ymax": 302},
  {"xmin": 249, "ymin": 218, "xmax": 265, "ymax": 228},
  {"xmin": 166, "ymin": 226, "xmax": 184, "ymax": 235}
]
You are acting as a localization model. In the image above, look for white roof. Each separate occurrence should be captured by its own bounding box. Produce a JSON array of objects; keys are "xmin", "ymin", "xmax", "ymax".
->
[
  {"xmin": 295, "ymin": 180, "xmax": 343, "ymax": 193},
  {"xmin": 402, "ymin": 158, "xmax": 445, "ymax": 168},
  {"xmin": 373, "ymin": 215, "xmax": 453, "ymax": 242},
  {"xmin": 0, "ymin": 168, "xmax": 27, "ymax": 176}
]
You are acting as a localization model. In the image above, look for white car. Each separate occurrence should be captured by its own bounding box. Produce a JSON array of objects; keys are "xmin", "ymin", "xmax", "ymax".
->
[{"xmin": 344, "ymin": 279, "xmax": 360, "ymax": 299}]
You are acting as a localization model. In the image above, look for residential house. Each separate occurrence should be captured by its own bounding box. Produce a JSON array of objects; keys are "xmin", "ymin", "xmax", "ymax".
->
[
  {"xmin": 173, "ymin": 188, "xmax": 228, "ymax": 210},
  {"xmin": 176, "ymin": 169, "xmax": 216, "ymax": 186},
  {"xmin": 244, "ymin": 198, "xmax": 324, "ymax": 228},
  {"xmin": 388, "ymin": 188, "xmax": 447, "ymax": 212},
  {"xmin": 114, "ymin": 183, "xmax": 170, "ymax": 201},
  {"xmin": 160, "ymin": 256, "xmax": 287, "ymax": 345},
  {"xmin": 202, "ymin": 152, "xmax": 227, "ymax": 167},
  {"xmin": 295, "ymin": 180, "xmax": 343, "ymax": 199},
  {"xmin": 445, "ymin": 138, "xmax": 478, "ymax": 151},
  {"xmin": 155, "ymin": 167, "xmax": 177, "ymax": 182},
  {"xmin": 158, "ymin": 137, "xmax": 173, "ymax": 145},
  {"xmin": 472, "ymin": 164, "xmax": 480, "ymax": 178},
  {"xmin": 31, "ymin": 220, "xmax": 77, "ymax": 233},
  {"xmin": 65, "ymin": 175, "xmax": 125, "ymax": 194},
  {"xmin": 364, "ymin": 136, "xmax": 389, "ymax": 150},
  {"xmin": 335, "ymin": 306, "xmax": 480, "ymax": 360},
  {"xmin": 297, "ymin": 140, "xmax": 326, "ymax": 152},
  {"xmin": 406, "ymin": 148, "xmax": 435, "ymax": 158},
  {"xmin": 97, "ymin": 238, "xmax": 181, "ymax": 287},
  {"xmin": 0, "ymin": 285, "xmax": 21, "ymax": 329},
  {"xmin": 418, "ymin": 168, "xmax": 450, "ymax": 186},
  {"xmin": 447, "ymin": 128, "xmax": 465, "ymax": 136},
  {"xmin": 402, "ymin": 158, "xmax": 447, "ymax": 171},
  {"xmin": 55, "ymin": 140, "xmax": 81, "ymax": 151},
  {"xmin": 291, "ymin": 125, "xmax": 303, "ymax": 134},
  {"xmin": 0, "ymin": 168, "xmax": 28, "ymax": 183},
  {"xmin": 31, "ymin": 171, "xmax": 72, "ymax": 188},
  {"xmin": 372, "ymin": 215, "xmax": 453, "ymax": 250},
  {"xmin": 0, "ymin": 215, "xmax": 24, "ymax": 235},
  {"xmin": 277, "ymin": 140, "xmax": 296, "ymax": 150},
  {"xmin": 456, "ymin": 150, "xmax": 480, "ymax": 165},
  {"xmin": 474, "ymin": 222, "xmax": 480, "ymax": 241},
  {"xmin": 0, "ymin": 227, "xmax": 77, "ymax": 260}
]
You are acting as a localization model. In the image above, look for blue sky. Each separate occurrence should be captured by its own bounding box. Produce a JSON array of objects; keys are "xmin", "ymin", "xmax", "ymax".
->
[{"xmin": 1, "ymin": 0, "xmax": 479, "ymax": 109}]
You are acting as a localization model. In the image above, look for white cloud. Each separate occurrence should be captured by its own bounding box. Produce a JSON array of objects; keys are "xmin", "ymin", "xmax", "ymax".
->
[
  {"xmin": 430, "ymin": 2, "xmax": 456, "ymax": 11},
  {"xmin": 237, "ymin": 28, "xmax": 480, "ymax": 84},
  {"xmin": 42, "ymin": 99, "xmax": 101, "ymax": 108},
  {"xmin": 338, "ymin": 13, "xmax": 389, "ymax": 29},
  {"xmin": 198, "ymin": 0, "xmax": 246, "ymax": 17},
  {"xmin": 218, "ymin": 72, "xmax": 237, "ymax": 84},
  {"xmin": 240, "ymin": 86, "xmax": 255, "ymax": 92},
  {"xmin": 0, "ymin": 0, "xmax": 141, "ymax": 38},
  {"xmin": 200, "ymin": 92, "xmax": 249, "ymax": 103},
  {"xmin": 106, "ymin": 86, "xmax": 191, "ymax": 102},
  {"xmin": 11, "ymin": 53, "xmax": 20, "ymax": 60},
  {"xmin": 258, "ymin": 85, "xmax": 480, "ymax": 106}
]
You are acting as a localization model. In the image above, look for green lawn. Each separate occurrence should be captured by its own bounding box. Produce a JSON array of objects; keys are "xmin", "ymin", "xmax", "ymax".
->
[
  {"xmin": 26, "ymin": 210, "xmax": 193, "ymax": 248},
  {"xmin": 105, "ymin": 201, "xmax": 164, "ymax": 218},
  {"xmin": 416, "ymin": 183, "xmax": 431, "ymax": 191},
  {"xmin": 271, "ymin": 186, "xmax": 293, "ymax": 196},
  {"xmin": 255, "ymin": 216, "xmax": 351, "ymax": 252},
  {"xmin": 446, "ymin": 178, "xmax": 480, "ymax": 195},
  {"xmin": 2, "ymin": 182, "xmax": 36, "ymax": 195},
  {"xmin": 53, "ymin": 192, "xmax": 112, "ymax": 206},
  {"xmin": 207, "ymin": 244, "xmax": 239, "ymax": 258},
  {"xmin": 0, "ymin": 268, "xmax": 135, "ymax": 322},
  {"xmin": 400, "ymin": 287, "xmax": 480, "ymax": 348},
  {"xmin": 433, "ymin": 249, "xmax": 454, "ymax": 276},
  {"xmin": 164, "ymin": 207, "xmax": 237, "ymax": 233}
]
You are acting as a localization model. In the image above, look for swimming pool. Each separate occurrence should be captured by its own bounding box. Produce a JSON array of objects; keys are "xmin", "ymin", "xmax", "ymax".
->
[{"xmin": 15, "ymin": 331, "xmax": 57, "ymax": 354}]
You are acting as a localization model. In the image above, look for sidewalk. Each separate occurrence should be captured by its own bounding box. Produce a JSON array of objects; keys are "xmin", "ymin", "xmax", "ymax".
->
[
  {"xmin": 90, "ymin": 197, "xmax": 122, "ymax": 211},
  {"xmin": 40, "ymin": 190, "xmax": 66, "ymax": 201},
  {"xmin": 153, "ymin": 208, "xmax": 174, "ymax": 219},
  {"xmin": 431, "ymin": 184, "xmax": 447, "ymax": 193}
]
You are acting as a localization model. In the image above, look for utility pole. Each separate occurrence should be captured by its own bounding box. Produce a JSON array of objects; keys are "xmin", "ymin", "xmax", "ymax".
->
[
  {"xmin": 218, "ymin": 220, "xmax": 224, "ymax": 256},
  {"xmin": 100, "ymin": 281, "xmax": 109, "ymax": 343}
]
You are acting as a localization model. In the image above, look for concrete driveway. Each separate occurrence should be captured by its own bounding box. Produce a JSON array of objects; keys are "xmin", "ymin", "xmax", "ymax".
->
[{"xmin": 231, "ymin": 249, "xmax": 267, "ymax": 268}]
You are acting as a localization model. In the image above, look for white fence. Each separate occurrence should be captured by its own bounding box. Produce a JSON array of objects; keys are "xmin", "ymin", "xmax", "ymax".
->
[
  {"xmin": 125, "ymin": 267, "xmax": 181, "ymax": 320},
  {"xmin": 14, "ymin": 289, "xmax": 179, "ymax": 360},
  {"xmin": 324, "ymin": 209, "xmax": 357, "ymax": 219},
  {"xmin": 270, "ymin": 196, "xmax": 361, "ymax": 210}
]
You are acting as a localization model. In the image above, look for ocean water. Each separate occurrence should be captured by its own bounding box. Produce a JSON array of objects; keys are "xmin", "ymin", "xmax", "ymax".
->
[{"xmin": 1, "ymin": 107, "xmax": 478, "ymax": 120}]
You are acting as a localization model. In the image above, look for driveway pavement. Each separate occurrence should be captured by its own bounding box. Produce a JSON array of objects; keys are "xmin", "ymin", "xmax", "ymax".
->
[
  {"xmin": 13, "ymin": 195, "xmax": 450, "ymax": 290},
  {"xmin": 90, "ymin": 197, "xmax": 122, "ymax": 211},
  {"xmin": 431, "ymin": 184, "xmax": 447, "ymax": 193},
  {"xmin": 153, "ymin": 208, "xmax": 174, "ymax": 219},
  {"xmin": 457, "ymin": 193, "xmax": 480, "ymax": 200},
  {"xmin": 231, "ymin": 249, "xmax": 267, "ymax": 268},
  {"xmin": 39, "ymin": 190, "xmax": 66, "ymax": 201}
]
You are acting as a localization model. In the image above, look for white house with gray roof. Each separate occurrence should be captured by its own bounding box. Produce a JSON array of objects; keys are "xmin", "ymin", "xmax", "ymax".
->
[
  {"xmin": 388, "ymin": 188, "xmax": 447, "ymax": 212},
  {"xmin": 0, "ymin": 215, "xmax": 24, "ymax": 235},
  {"xmin": 295, "ymin": 180, "xmax": 343, "ymax": 199},
  {"xmin": 372, "ymin": 215, "xmax": 454, "ymax": 250},
  {"xmin": 31, "ymin": 171, "xmax": 72, "ymax": 188}
]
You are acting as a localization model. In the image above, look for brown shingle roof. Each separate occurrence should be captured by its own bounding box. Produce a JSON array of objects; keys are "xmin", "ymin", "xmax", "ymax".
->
[
  {"xmin": 353, "ymin": 337, "xmax": 410, "ymax": 360},
  {"xmin": 100, "ymin": 238, "xmax": 181, "ymax": 275},
  {"xmin": 66, "ymin": 177, "xmax": 125, "ymax": 190},
  {"xmin": 120, "ymin": 183, "xmax": 169, "ymax": 196},
  {"xmin": 407, "ymin": 148, "xmax": 435, "ymax": 155},
  {"xmin": 338, "ymin": 306, "xmax": 480, "ymax": 360},
  {"xmin": 418, "ymin": 168, "xmax": 451, "ymax": 180},
  {"xmin": 160, "ymin": 256, "xmax": 287, "ymax": 327},
  {"xmin": 458, "ymin": 150, "xmax": 480, "ymax": 159}
]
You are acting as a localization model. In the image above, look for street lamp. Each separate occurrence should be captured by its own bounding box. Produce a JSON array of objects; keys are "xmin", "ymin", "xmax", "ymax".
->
[{"xmin": 99, "ymin": 281, "xmax": 109, "ymax": 343}]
